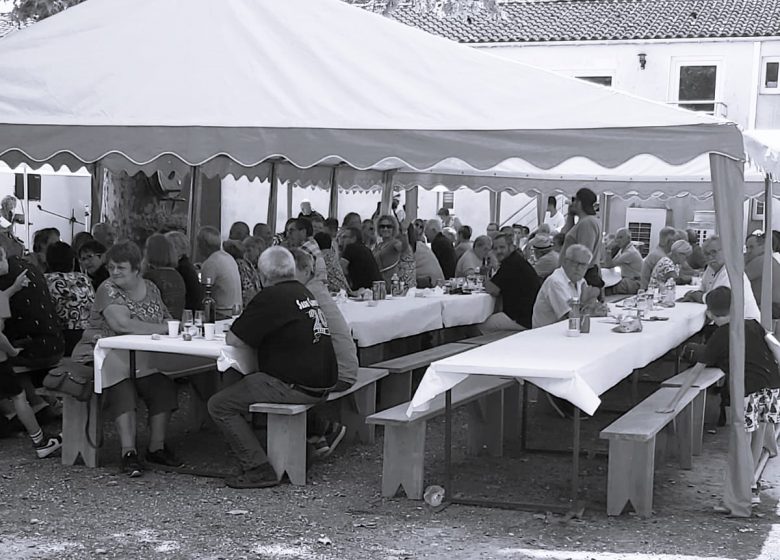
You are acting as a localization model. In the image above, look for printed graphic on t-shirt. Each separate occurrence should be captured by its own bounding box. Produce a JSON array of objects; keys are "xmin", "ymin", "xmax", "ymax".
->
[{"xmin": 297, "ymin": 297, "xmax": 330, "ymax": 343}]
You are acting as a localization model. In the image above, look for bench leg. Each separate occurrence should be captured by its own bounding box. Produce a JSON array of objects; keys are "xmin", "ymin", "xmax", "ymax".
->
[
  {"xmin": 379, "ymin": 372, "xmax": 412, "ymax": 410},
  {"xmin": 341, "ymin": 383, "xmax": 377, "ymax": 444},
  {"xmin": 381, "ymin": 422, "xmax": 426, "ymax": 499},
  {"xmin": 62, "ymin": 394, "xmax": 100, "ymax": 467},
  {"xmin": 467, "ymin": 392, "xmax": 504, "ymax": 457},
  {"xmin": 502, "ymin": 383, "xmax": 521, "ymax": 440},
  {"xmin": 675, "ymin": 404, "xmax": 694, "ymax": 470},
  {"xmin": 266, "ymin": 413, "xmax": 307, "ymax": 485},
  {"xmin": 691, "ymin": 391, "xmax": 706, "ymax": 455},
  {"xmin": 606, "ymin": 437, "xmax": 656, "ymax": 517}
]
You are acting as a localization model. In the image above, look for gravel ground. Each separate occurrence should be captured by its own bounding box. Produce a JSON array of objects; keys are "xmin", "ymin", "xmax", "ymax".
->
[{"xmin": 1, "ymin": 371, "xmax": 779, "ymax": 560}]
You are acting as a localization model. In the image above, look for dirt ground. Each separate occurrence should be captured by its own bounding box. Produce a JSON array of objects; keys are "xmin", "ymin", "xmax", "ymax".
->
[{"xmin": 1, "ymin": 364, "xmax": 779, "ymax": 560}]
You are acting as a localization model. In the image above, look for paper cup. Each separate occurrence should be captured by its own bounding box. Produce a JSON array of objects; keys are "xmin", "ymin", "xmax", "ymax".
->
[
  {"xmin": 204, "ymin": 323, "xmax": 216, "ymax": 341},
  {"xmin": 167, "ymin": 320, "xmax": 180, "ymax": 337}
]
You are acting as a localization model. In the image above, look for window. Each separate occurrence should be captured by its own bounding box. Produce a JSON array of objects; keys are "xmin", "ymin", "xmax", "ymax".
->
[
  {"xmin": 761, "ymin": 57, "xmax": 780, "ymax": 94},
  {"xmin": 628, "ymin": 222, "xmax": 652, "ymax": 257},
  {"xmin": 576, "ymin": 76, "xmax": 612, "ymax": 87},
  {"xmin": 670, "ymin": 58, "xmax": 723, "ymax": 116}
]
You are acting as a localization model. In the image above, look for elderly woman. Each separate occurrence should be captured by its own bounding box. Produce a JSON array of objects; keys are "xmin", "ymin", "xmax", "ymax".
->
[
  {"xmin": 44, "ymin": 242, "xmax": 95, "ymax": 356},
  {"xmin": 144, "ymin": 233, "xmax": 186, "ymax": 320},
  {"xmin": 238, "ymin": 235, "xmax": 265, "ymax": 305},
  {"xmin": 165, "ymin": 230, "xmax": 202, "ymax": 311},
  {"xmin": 651, "ymin": 239, "xmax": 692, "ymax": 285},
  {"xmin": 72, "ymin": 241, "xmax": 181, "ymax": 476}
]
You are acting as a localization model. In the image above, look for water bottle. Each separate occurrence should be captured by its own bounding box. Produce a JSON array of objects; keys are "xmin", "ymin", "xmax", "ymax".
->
[
  {"xmin": 390, "ymin": 273, "xmax": 400, "ymax": 297},
  {"xmin": 202, "ymin": 278, "xmax": 216, "ymax": 324}
]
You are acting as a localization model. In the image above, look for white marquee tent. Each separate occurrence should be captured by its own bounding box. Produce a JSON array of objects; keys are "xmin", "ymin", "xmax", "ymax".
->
[{"xmin": 0, "ymin": 0, "xmax": 753, "ymax": 514}]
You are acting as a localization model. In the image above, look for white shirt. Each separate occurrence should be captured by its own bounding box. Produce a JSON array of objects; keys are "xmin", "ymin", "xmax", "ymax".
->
[
  {"xmin": 532, "ymin": 267, "xmax": 586, "ymax": 328},
  {"xmin": 544, "ymin": 211, "xmax": 566, "ymax": 233},
  {"xmin": 701, "ymin": 265, "xmax": 761, "ymax": 321}
]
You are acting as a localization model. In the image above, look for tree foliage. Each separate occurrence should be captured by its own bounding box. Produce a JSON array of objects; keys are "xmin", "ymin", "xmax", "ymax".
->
[{"xmin": 10, "ymin": 0, "xmax": 85, "ymax": 23}]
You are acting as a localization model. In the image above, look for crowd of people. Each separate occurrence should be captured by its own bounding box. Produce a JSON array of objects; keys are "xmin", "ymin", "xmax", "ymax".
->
[{"xmin": 3, "ymin": 188, "xmax": 780, "ymax": 495}]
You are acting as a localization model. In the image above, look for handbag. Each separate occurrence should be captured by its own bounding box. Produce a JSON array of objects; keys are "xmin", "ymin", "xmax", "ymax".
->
[{"xmin": 42, "ymin": 359, "xmax": 94, "ymax": 401}]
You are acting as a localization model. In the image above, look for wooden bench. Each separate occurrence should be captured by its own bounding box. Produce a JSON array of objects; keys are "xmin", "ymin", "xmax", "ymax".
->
[
  {"xmin": 248, "ymin": 367, "xmax": 388, "ymax": 485},
  {"xmin": 458, "ymin": 330, "xmax": 516, "ymax": 346},
  {"xmin": 366, "ymin": 375, "xmax": 517, "ymax": 500},
  {"xmin": 599, "ymin": 386, "xmax": 700, "ymax": 517},
  {"xmin": 661, "ymin": 367, "xmax": 724, "ymax": 455},
  {"xmin": 371, "ymin": 343, "xmax": 473, "ymax": 409}
]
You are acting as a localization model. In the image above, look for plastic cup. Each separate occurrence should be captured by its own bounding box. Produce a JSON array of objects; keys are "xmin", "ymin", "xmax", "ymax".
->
[
  {"xmin": 204, "ymin": 323, "xmax": 216, "ymax": 341},
  {"xmin": 167, "ymin": 320, "xmax": 180, "ymax": 337}
]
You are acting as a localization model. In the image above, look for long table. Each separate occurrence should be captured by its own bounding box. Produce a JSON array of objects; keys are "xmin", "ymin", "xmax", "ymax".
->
[{"xmin": 409, "ymin": 287, "xmax": 706, "ymax": 416}]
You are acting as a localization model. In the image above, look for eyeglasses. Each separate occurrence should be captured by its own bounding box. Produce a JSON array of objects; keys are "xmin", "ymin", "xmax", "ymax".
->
[
  {"xmin": 565, "ymin": 258, "xmax": 590, "ymax": 267},
  {"xmin": 378, "ymin": 224, "xmax": 393, "ymax": 230}
]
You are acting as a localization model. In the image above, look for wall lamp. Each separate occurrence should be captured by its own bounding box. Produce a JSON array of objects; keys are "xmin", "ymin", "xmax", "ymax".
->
[{"xmin": 638, "ymin": 53, "xmax": 647, "ymax": 70}]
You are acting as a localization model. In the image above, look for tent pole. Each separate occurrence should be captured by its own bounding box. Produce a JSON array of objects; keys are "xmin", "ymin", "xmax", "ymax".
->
[
  {"xmin": 405, "ymin": 186, "xmax": 419, "ymax": 223},
  {"xmin": 762, "ymin": 174, "xmax": 773, "ymax": 331},
  {"xmin": 380, "ymin": 170, "xmax": 396, "ymax": 215},
  {"xmin": 328, "ymin": 166, "xmax": 339, "ymax": 219},
  {"xmin": 710, "ymin": 152, "xmax": 752, "ymax": 517},
  {"xmin": 187, "ymin": 166, "xmax": 202, "ymax": 257},
  {"xmin": 495, "ymin": 191, "xmax": 502, "ymax": 225},
  {"xmin": 287, "ymin": 182, "xmax": 294, "ymax": 222},
  {"xmin": 536, "ymin": 193, "xmax": 545, "ymax": 230},
  {"xmin": 600, "ymin": 193, "xmax": 610, "ymax": 234},
  {"xmin": 266, "ymin": 162, "xmax": 278, "ymax": 232}
]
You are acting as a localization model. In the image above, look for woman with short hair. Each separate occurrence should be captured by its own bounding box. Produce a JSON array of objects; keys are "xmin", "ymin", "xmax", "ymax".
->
[
  {"xmin": 72, "ymin": 241, "xmax": 181, "ymax": 476},
  {"xmin": 165, "ymin": 230, "xmax": 202, "ymax": 311},
  {"xmin": 651, "ymin": 239, "xmax": 692, "ymax": 285},
  {"xmin": 144, "ymin": 234, "xmax": 186, "ymax": 320}
]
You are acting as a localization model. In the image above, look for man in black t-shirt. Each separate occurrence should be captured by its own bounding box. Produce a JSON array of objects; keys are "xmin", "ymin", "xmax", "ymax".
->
[
  {"xmin": 481, "ymin": 233, "xmax": 541, "ymax": 332},
  {"xmin": 337, "ymin": 227, "xmax": 382, "ymax": 291},
  {"xmin": 426, "ymin": 219, "xmax": 457, "ymax": 279},
  {"xmin": 208, "ymin": 246, "xmax": 338, "ymax": 489}
]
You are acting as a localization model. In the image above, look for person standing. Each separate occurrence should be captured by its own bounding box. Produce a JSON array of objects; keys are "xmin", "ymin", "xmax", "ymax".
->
[
  {"xmin": 543, "ymin": 196, "xmax": 566, "ymax": 233},
  {"xmin": 560, "ymin": 188, "xmax": 603, "ymax": 288},
  {"xmin": 197, "ymin": 226, "xmax": 241, "ymax": 318}
]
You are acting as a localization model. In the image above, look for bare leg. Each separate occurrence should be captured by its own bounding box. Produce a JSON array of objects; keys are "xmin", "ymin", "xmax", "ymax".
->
[
  {"xmin": 10, "ymin": 391, "xmax": 42, "ymax": 436},
  {"xmin": 115, "ymin": 411, "xmax": 137, "ymax": 455},
  {"xmin": 148, "ymin": 412, "xmax": 170, "ymax": 453}
]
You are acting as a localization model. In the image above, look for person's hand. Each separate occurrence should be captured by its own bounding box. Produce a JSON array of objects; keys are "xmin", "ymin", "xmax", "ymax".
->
[
  {"xmin": 581, "ymin": 286, "xmax": 600, "ymax": 305},
  {"xmin": 8, "ymin": 347, "xmax": 22, "ymax": 357},
  {"xmin": 678, "ymin": 290, "xmax": 703, "ymax": 303},
  {"xmin": 11, "ymin": 269, "xmax": 28, "ymax": 292}
]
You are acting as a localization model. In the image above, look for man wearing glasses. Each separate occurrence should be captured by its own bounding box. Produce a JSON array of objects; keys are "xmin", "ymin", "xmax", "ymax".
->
[
  {"xmin": 679, "ymin": 236, "xmax": 760, "ymax": 320},
  {"xmin": 533, "ymin": 244, "xmax": 597, "ymax": 328}
]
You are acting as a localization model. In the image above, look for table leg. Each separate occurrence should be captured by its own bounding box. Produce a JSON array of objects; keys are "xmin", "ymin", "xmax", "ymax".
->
[
  {"xmin": 129, "ymin": 350, "xmax": 137, "ymax": 383},
  {"xmin": 571, "ymin": 407, "xmax": 581, "ymax": 501},
  {"xmin": 445, "ymin": 389, "xmax": 453, "ymax": 501},
  {"xmin": 520, "ymin": 382, "xmax": 528, "ymax": 452}
]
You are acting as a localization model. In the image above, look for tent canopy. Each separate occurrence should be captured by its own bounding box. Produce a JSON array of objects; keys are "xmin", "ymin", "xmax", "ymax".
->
[{"xmin": 0, "ymin": 0, "xmax": 743, "ymax": 181}]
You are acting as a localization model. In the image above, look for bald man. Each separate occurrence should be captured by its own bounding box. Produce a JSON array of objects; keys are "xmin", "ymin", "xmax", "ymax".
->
[{"xmin": 604, "ymin": 228, "xmax": 642, "ymax": 294}]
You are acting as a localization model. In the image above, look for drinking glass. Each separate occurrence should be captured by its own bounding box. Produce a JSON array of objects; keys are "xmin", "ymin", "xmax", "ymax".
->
[
  {"xmin": 231, "ymin": 303, "xmax": 242, "ymax": 319},
  {"xmin": 194, "ymin": 310, "xmax": 205, "ymax": 336},
  {"xmin": 181, "ymin": 310, "xmax": 193, "ymax": 330}
]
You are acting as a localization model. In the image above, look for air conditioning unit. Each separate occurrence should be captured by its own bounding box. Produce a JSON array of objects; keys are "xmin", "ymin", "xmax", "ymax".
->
[{"xmin": 625, "ymin": 208, "xmax": 667, "ymax": 257}]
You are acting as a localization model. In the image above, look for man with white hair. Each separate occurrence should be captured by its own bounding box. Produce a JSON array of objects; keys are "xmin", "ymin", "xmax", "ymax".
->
[
  {"xmin": 680, "ymin": 236, "xmax": 761, "ymax": 320},
  {"xmin": 208, "ymin": 246, "xmax": 338, "ymax": 489},
  {"xmin": 455, "ymin": 235, "xmax": 492, "ymax": 278},
  {"xmin": 604, "ymin": 228, "xmax": 643, "ymax": 294},
  {"xmin": 91, "ymin": 222, "xmax": 116, "ymax": 250},
  {"xmin": 533, "ymin": 244, "xmax": 599, "ymax": 328},
  {"xmin": 198, "ymin": 226, "xmax": 241, "ymax": 317}
]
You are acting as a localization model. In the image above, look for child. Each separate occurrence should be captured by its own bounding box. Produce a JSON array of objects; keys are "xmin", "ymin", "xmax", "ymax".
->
[
  {"xmin": 0, "ymin": 248, "xmax": 62, "ymax": 458},
  {"xmin": 685, "ymin": 286, "xmax": 780, "ymax": 509}
]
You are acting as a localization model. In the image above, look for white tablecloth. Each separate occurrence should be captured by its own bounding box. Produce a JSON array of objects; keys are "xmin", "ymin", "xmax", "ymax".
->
[
  {"xmin": 434, "ymin": 293, "xmax": 495, "ymax": 328},
  {"xmin": 337, "ymin": 297, "xmax": 443, "ymax": 347},
  {"xmin": 408, "ymin": 287, "xmax": 707, "ymax": 416}
]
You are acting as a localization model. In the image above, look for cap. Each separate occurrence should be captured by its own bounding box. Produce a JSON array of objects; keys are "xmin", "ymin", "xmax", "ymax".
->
[{"xmin": 705, "ymin": 286, "xmax": 730, "ymax": 316}]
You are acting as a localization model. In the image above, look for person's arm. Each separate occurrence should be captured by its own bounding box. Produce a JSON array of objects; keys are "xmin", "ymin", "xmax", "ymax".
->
[
  {"xmin": 679, "ymin": 290, "xmax": 704, "ymax": 303},
  {"xmin": 485, "ymin": 278, "xmax": 501, "ymax": 297},
  {"xmin": 102, "ymin": 304, "xmax": 167, "ymax": 335},
  {"xmin": 0, "ymin": 319, "xmax": 18, "ymax": 356},
  {"xmin": 3, "ymin": 269, "xmax": 28, "ymax": 299},
  {"xmin": 226, "ymin": 330, "xmax": 251, "ymax": 349}
]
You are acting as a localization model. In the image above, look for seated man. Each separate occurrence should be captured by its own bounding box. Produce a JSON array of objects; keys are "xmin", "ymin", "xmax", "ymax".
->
[
  {"xmin": 426, "ymin": 219, "xmax": 457, "ymax": 279},
  {"xmin": 533, "ymin": 244, "xmax": 599, "ymax": 328},
  {"xmin": 481, "ymin": 233, "xmax": 541, "ymax": 333},
  {"xmin": 679, "ymin": 236, "xmax": 760, "ymax": 320},
  {"xmin": 531, "ymin": 235, "xmax": 559, "ymax": 279},
  {"xmin": 414, "ymin": 240, "xmax": 445, "ymax": 288},
  {"xmin": 293, "ymin": 249, "xmax": 358, "ymax": 457},
  {"xmin": 208, "ymin": 247, "xmax": 338, "ymax": 489},
  {"xmin": 454, "ymin": 235, "xmax": 491, "ymax": 278},
  {"xmin": 604, "ymin": 227, "xmax": 643, "ymax": 295},
  {"xmin": 454, "ymin": 226, "xmax": 473, "ymax": 262},
  {"xmin": 337, "ymin": 227, "xmax": 382, "ymax": 291}
]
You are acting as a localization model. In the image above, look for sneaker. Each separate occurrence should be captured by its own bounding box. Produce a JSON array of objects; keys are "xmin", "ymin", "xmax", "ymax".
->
[
  {"xmin": 225, "ymin": 463, "xmax": 280, "ymax": 489},
  {"xmin": 34, "ymin": 433, "xmax": 62, "ymax": 459},
  {"xmin": 146, "ymin": 446, "xmax": 184, "ymax": 468},
  {"xmin": 121, "ymin": 450, "xmax": 144, "ymax": 478},
  {"xmin": 752, "ymin": 489, "xmax": 761, "ymax": 506}
]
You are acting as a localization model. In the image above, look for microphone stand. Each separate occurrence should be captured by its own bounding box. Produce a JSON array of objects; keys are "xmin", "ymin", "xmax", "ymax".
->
[{"xmin": 36, "ymin": 204, "xmax": 86, "ymax": 241}]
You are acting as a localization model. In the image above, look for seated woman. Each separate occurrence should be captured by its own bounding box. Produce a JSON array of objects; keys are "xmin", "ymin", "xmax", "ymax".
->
[
  {"xmin": 44, "ymin": 241, "xmax": 95, "ymax": 356},
  {"xmin": 143, "ymin": 234, "xmax": 186, "ymax": 320},
  {"xmin": 650, "ymin": 239, "xmax": 692, "ymax": 286},
  {"xmin": 313, "ymin": 232, "xmax": 350, "ymax": 294},
  {"xmin": 373, "ymin": 215, "xmax": 416, "ymax": 289},
  {"xmin": 72, "ymin": 241, "xmax": 181, "ymax": 476},
  {"xmin": 237, "ymin": 235, "xmax": 265, "ymax": 306}
]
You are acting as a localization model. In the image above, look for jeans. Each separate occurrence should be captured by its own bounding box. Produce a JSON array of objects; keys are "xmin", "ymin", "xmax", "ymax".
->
[{"xmin": 207, "ymin": 371, "xmax": 324, "ymax": 471}]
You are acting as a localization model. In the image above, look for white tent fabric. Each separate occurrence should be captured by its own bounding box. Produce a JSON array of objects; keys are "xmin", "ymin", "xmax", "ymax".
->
[
  {"xmin": 0, "ymin": 0, "xmax": 743, "ymax": 177},
  {"xmin": 744, "ymin": 129, "xmax": 780, "ymax": 180},
  {"xmin": 0, "ymin": 0, "xmax": 752, "ymax": 515}
]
